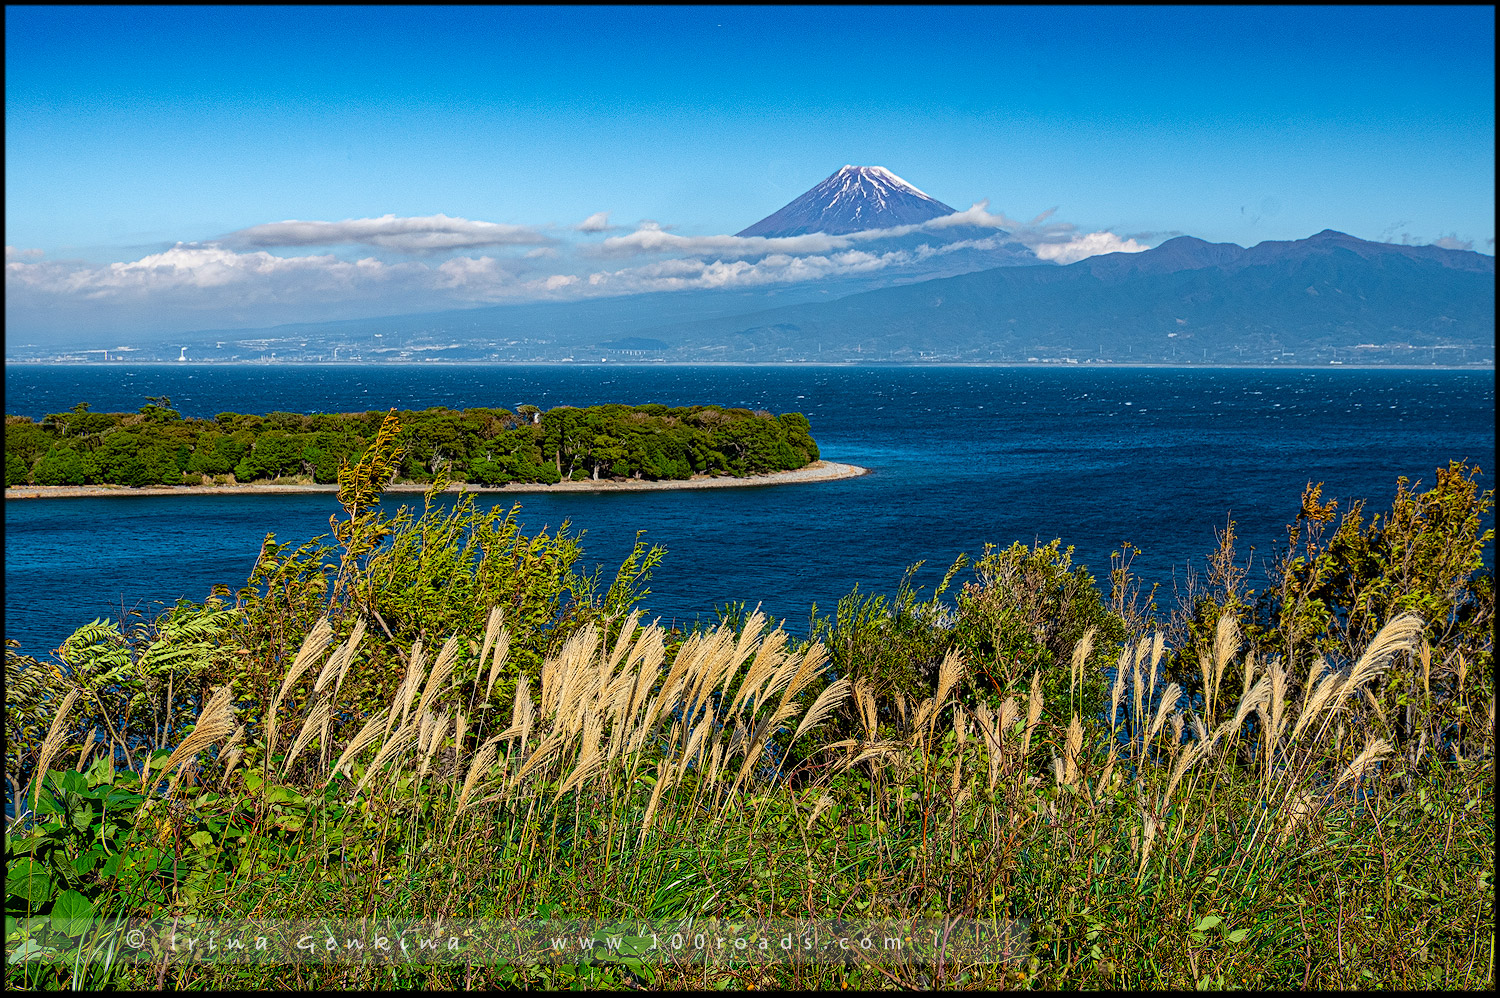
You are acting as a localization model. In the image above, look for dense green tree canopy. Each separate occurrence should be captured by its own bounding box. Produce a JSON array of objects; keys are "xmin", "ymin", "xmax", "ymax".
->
[{"xmin": 4, "ymin": 400, "xmax": 820, "ymax": 488}]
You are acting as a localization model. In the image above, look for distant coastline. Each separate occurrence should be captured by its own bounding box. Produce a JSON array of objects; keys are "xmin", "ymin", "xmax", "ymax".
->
[
  {"xmin": 3, "ymin": 359, "xmax": 1494, "ymax": 371},
  {"xmin": 3, "ymin": 460, "xmax": 869, "ymax": 500}
]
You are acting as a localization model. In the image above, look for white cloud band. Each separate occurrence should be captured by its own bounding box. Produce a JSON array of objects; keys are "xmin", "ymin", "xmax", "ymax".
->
[{"xmin": 217, "ymin": 213, "xmax": 553, "ymax": 253}]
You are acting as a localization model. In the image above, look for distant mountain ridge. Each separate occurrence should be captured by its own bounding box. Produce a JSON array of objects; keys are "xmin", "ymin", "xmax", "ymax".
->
[
  {"xmin": 9, "ymin": 154, "xmax": 1491, "ymax": 370},
  {"xmin": 1079, "ymin": 229, "xmax": 1495, "ymax": 281},
  {"xmin": 737, "ymin": 165, "xmax": 958, "ymax": 237},
  {"xmin": 629, "ymin": 229, "xmax": 1494, "ymax": 365}
]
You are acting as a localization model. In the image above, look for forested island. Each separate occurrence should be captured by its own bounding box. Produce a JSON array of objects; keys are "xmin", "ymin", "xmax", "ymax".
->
[{"xmin": 3, "ymin": 398, "xmax": 820, "ymax": 488}]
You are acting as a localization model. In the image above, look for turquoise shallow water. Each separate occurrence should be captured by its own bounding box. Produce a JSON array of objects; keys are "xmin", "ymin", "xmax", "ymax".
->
[{"xmin": 5, "ymin": 363, "xmax": 1494, "ymax": 656}]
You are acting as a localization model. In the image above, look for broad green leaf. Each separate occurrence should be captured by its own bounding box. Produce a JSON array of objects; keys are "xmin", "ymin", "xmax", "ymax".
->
[
  {"xmin": 72, "ymin": 848, "xmax": 106, "ymax": 877},
  {"xmin": 50, "ymin": 889, "xmax": 94, "ymax": 935},
  {"xmin": 7, "ymin": 858, "xmax": 52, "ymax": 906}
]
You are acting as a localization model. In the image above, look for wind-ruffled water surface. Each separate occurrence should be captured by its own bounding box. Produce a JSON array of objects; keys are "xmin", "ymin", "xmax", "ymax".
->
[{"xmin": 4, "ymin": 363, "xmax": 1493, "ymax": 657}]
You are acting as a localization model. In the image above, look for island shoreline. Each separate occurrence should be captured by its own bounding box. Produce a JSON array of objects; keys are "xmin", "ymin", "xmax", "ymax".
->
[{"xmin": 4, "ymin": 460, "xmax": 869, "ymax": 500}]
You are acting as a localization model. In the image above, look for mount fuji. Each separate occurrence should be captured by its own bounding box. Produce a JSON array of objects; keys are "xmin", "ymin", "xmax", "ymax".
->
[{"xmin": 737, "ymin": 165, "xmax": 959, "ymax": 237}]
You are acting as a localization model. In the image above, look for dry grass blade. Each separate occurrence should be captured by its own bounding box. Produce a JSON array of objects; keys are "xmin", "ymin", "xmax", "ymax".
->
[
  {"xmin": 1110, "ymin": 645, "xmax": 1129, "ymax": 730},
  {"xmin": 417, "ymin": 709, "xmax": 439, "ymax": 758},
  {"xmin": 1145, "ymin": 682, "xmax": 1183, "ymax": 750},
  {"xmin": 855, "ymin": 681, "xmax": 879, "ymax": 742},
  {"xmin": 646, "ymin": 633, "xmax": 699, "ymax": 728},
  {"xmin": 754, "ymin": 636, "xmax": 806, "ymax": 712},
  {"xmin": 1062, "ymin": 714, "xmax": 1084, "ymax": 785},
  {"xmin": 220, "ymin": 746, "xmax": 245, "ymax": 789},
  {"xmin": 508, "ymin": 674, "xmax": 535, "ymax": 750},
  {"xmin": 728, "ymin": 628, "xmax": 786, "ymax": 715},
  {"xmin": 1211, "ymin": 612, "xmax": 1240, "ymax": 718},
  {"xmin": 624, "ymin": 626, "xmax": 666, "ymax": 722},
  {"xmin": 1158, "ymin": 738, "xmax": 1210, "ymax": 817},
  {"xmin": 454, "ymin": 735, "xmax": 504, "ymax": 818},
  {"xmin": 547, "ymin": 627, "xmax": 602, "ymax": 736},
  {"xmin": 352, "ymin": 724, "xmax": 418, "ymax": 798},
  {"xmin": 687, "ymin": 627, "xmax": 739, "ymax": 716},
  {"xmin": 477, "ymin": 606, "xmax": 505, "ymax": 679},
  {"xmin": 484, "ymin": 627, "xmax": 512, "ymax": 703},
  {"xmin": 1137, "ymin": 805, "xmax": 1160, "ymax": 874},
  {"xmin": 1223, "ymin": 674, "xmax": 1271, "ymax": 740},
  {"xmin": 841, "ymin": 741, "xmax": 905, "ymax": 772},
  {"xmin": 1333, "ymin": 735, "xmax": 1393, "ymax": 791},
  {"xmin": 272, "ymin": 619, "xmax": 333, "ymax": 726},
  {"xmin": 605, "ymin": 609, "xmax": 645, "ymax": 677},
  {"xmin": 1021, "ymin": 672, "xmax": 1044, "ymax": 760},
  {"xmin": 385, "ymin": 640, "xmax": 426, "ymax": 739},
  {"xmin": 910, "ymin": 698, "xmax": 938, "ymax": 743},
  {"xmin": 1338, "ymin": 613, "xmax": 1425, "ymax": 702},
  {"xmin": 998, "ymin": 696, "xmax": 1019, "ymax": 731},
  {"xmin": 682, "ymin": 628, "xmax": 743, "ymax": 726},
  {"xmin": 267, "ymin": 618, "xmax": 333, "ymax": 760},
  {"xmin": 971, "ymin": 704, "xmax": 1003, "ymax": 792},
  {"xmin": 74, "ymin": 728, "xmax": 98, "ymax": 773},
  {"xmin": 418, "ymin": 713, "xmax": 451, "ymax": 782},
  {"xmin": 150, "ymin": 686, "xmax": 238, "ymax": 796},
  {"xmin": 577, "ymin": 708, "xmax": 604, "ymax": 771},
  {"xmin": 703, "ymin": 737, "xmax": 727, "ymax": 788},
  {"xmin": 791, "ymin": 678, "xmax": 851, "ymax": 746},
  {"xmin": 1299, "ymin": 655, "xmax": 1331, "ymax": 716},
  {"xmin": 314, "ymin": 627, "xmax": 348, "ymax": 694},
  {"xmin": 950, "ymin": 710, "xmax": 967, "ymax": 796},
  {"xmin": 1239, "ymin": 646, "xmax": 1257, "ymax": 707},
  {"xmin": 1290, "ymin": 664, "xmax": 1347, "ymax": 746},
  {"xmin": 274, "ymin": 618, "xmax": 333, "ymax": 707},
  {"xmin": 727, "ymin": 698, "xmax": 803, "ymax": 798},
  {"xmin": 639, "ymin": 756, "xmax": 673, "ymax": 845},
  {"xmin": 514, "ymin": 732, "xmax": 566, "ymax": 787},
  {"xmin": 1132, "ymin": 642, "xmax": 1146, "ymax": 739},
  {"xmin": 628, "ymin": 695, "xmax": 662, "ymax": 756},
  {"xmin": 778, "ymin": 641, "xmax": 829, "ymax": 713},
  {"xmin": 452, "ymin": 711, "xmax": 468, "ymax": 764},
  {"xmin": 217, "ymin": 724, "xmax": 246, "ymax": 763},
  {"xmin": 1070, "ymin": 628, "xmax": 1096, "ymax": 706},
  {"xmin": 281, "ymin": 697, "xmax": 332, "ymax": 779},
  {"xmin": 414, "ymin": 634, "xmax": 463, "ymax": 723},
  {"xmin": 805, "ymin": 793, "xmax": 836, "ymax": 831},
  {"xmin": 329, "ymin": 712, "xmax": 387, "ymax": 782},
  {"xmin": 331, "ymin": 618, "xmax": 368, "ymax": 698},
  {"xmin": 729, "ymin": 609, "xmax": 767, "ymax": 675},
  {"xmin": 929, "ymin": 648, "xmax": 966, "ymax": 738},
  {"xmin": 1264, "ymin": 657, "xmax": 1288, "ymax": 773},
  {"xmin": 31, "ymin": 687, "xmax": 81, "ymax": 811}
]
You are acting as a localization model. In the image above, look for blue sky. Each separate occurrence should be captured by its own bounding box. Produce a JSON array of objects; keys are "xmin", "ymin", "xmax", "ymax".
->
[{"xmin": 6, "ymin": 5, "xmax": 1494, "ymax": 339}]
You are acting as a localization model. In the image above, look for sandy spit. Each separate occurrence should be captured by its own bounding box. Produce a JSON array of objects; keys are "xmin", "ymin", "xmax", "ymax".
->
[{"xmin": 4, "ymin": 460, "xmax": 869, "ymax": 500}]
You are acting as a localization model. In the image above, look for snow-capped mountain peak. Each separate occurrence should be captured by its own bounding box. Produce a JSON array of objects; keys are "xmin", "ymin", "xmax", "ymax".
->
[
  {"xmin": 736, "ymin": 165, "xmax": 957, "ymax": 238},
  {"xmin": 833, "ymin": 164, "xmax": 935, "ymax": 201}
]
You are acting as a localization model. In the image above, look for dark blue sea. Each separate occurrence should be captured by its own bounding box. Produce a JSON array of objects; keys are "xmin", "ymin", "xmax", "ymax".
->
[{"xmin": 4, "ymin": 364, "xmax": 1494, "ymax": 659}]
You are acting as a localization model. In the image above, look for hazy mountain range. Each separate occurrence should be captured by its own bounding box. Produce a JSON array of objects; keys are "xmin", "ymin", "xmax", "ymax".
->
[{"xmin": 12, "ymin": 167, "xmax": 1493, "ymax": 366}]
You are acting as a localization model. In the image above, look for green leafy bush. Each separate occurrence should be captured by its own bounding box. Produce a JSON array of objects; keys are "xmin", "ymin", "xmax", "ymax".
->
[{"xmin": 952, "ymin": 539, "xmax": 1126, "ymax": 718}]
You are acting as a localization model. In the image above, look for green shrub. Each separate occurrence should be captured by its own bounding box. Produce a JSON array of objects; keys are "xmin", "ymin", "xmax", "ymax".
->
[{"xmin": 952, "ymin": 539, "xmax": 1126, "ymax": 718}]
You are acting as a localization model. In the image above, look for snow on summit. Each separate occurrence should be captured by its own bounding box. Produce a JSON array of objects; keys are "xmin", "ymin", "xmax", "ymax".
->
[{"xmin": 736, "ymin": 165, "xmax": 957, "ymax": 238}]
